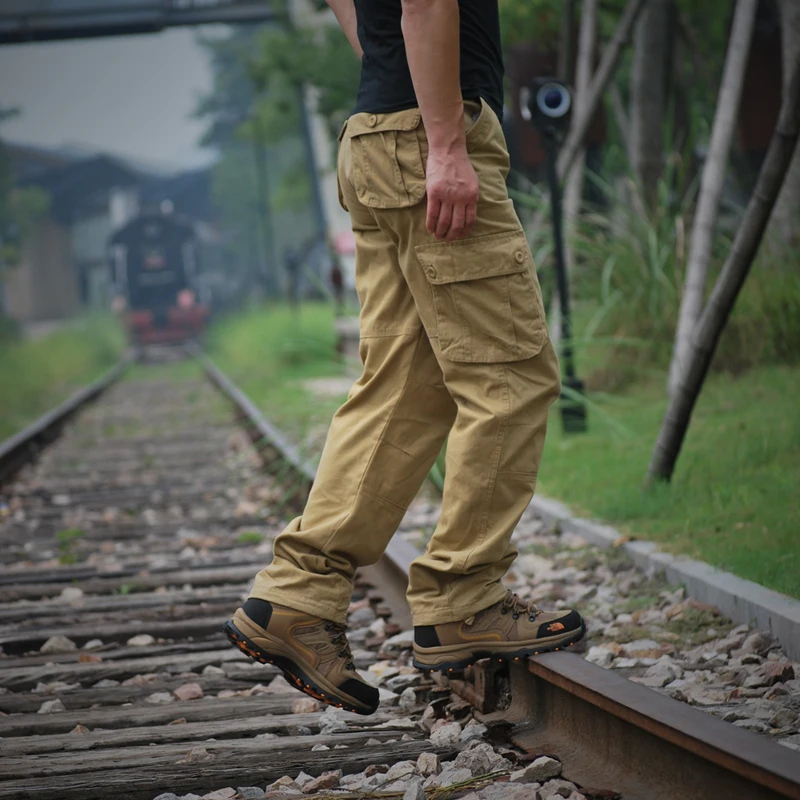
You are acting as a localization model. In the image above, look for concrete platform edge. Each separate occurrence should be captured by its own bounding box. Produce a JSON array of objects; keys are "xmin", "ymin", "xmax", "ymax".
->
[{"xmin": 529, "ymin": 496, "xmax": 800, "ymax": 661}]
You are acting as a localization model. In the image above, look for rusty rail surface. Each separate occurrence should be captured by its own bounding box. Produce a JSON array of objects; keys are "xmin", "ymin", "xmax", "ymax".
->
[{"xmin": 196, "ymin": 348, "xmax": 800, "ymax": 800}]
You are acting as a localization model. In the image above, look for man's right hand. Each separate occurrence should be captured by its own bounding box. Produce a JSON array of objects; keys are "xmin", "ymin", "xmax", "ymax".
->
[{"xmin": 425, "ymin": 145, "xmax": 480, "ymax": 242}]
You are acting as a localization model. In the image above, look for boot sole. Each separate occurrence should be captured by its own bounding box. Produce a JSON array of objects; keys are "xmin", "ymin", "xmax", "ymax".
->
[
  {"xmin": 412, "ymin": 621, "xmax": 587, "ymax": 672},
  {"xmin": 222, "ymin": 620, "xmax": 378, "ymax": 716}
]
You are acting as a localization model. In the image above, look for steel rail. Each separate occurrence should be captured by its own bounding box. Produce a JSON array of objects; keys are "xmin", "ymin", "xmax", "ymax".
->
[
  {"xmin": 0, "ymin": 354, "xmax": 132, "ymax": 487},
  {"xmin": 196, "ymin": 347, "xmax": 800, "ymax": 800}
]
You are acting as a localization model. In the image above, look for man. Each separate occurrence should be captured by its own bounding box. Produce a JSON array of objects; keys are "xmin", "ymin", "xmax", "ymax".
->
[{"xmin": 224, "ymin": 0, "xmax": 586, "ymax": 716}]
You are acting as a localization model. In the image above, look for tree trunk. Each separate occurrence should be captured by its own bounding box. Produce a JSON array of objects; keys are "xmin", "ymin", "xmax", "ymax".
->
[
  {"xmin": 557, "ymin": 0, "xmax": 576, "ymax": 83},
  {"xmin": 556, "ymin": 0, "xmax": 649, "ymax": 180},
  {"xmin": 771, "ymin": 0, "xmax": 800, "ymax": 248},
  {"xmin": 667, "ymin": 0, "xmax": 757, "ymax": 397},
  {"xmin": 646, "ymin": 47, "xmax": 800, "ymax": 487},
  {"xmin": 563, "ymin": 0, "xmax": 598, "ymax": 243},
  {"xmin": 629, "ymin": 0, "xmax": 675, "ymax": 210}
]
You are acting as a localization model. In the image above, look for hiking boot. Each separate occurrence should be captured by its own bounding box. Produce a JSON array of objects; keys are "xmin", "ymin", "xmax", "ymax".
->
[
  {"xmin": 412, "ymin": 591, "xmax": 586, "ymax": 672},
  {"xmin": 223, "ymin": 598, "xmax": 379, "ymax": 715}
]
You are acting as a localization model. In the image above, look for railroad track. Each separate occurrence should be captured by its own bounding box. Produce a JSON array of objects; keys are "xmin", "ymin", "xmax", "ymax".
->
[{"xmin": 1, "ymin": 347, "xmax": 799, "ymax": 800}]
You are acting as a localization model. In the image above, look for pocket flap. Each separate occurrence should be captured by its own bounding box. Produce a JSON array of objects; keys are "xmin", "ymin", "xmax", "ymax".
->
[
  {"xmin": 346, "ymin": 109, "xmax": 422, "ymax": 138},
  {"xmin": 415, "ymin": 230, "xmax": 531, "ymax": 284}
]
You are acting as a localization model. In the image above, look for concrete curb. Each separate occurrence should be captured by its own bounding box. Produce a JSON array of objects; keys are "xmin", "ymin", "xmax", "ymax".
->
[{"xmin": 531, "ymin": 496, "xmax": 800, "ymax": 662}]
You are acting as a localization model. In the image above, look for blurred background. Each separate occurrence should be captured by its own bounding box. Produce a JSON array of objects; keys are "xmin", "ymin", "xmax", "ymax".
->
[{"xmin": 0, "ymin": 0, "xmax": 797, "ymax": 597}]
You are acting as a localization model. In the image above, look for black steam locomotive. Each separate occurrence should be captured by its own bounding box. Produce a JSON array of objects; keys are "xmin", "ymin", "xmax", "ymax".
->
[{"xmin": 109, "ymin": 208, "xmax": 209, "ymax": 346}]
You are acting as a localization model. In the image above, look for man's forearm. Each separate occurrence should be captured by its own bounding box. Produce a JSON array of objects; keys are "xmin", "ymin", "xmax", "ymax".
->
[
  {"xmin": 326, "ymin": 0, "xmax": 362, "ymax": 58},
  {"xmin": 401, "ymin": 0, "xmax": 464, "ymax": 153}
]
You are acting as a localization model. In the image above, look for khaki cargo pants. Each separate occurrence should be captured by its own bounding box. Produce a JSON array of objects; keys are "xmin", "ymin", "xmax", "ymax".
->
[{"xmin": 251, "ymin": 99, "xmax": 561, "ymax": 625}]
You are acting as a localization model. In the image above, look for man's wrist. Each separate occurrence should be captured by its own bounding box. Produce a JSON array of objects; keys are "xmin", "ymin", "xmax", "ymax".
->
[{"xmin": 424, "ymin": 103, "xmax": 467, "ymax": 153}]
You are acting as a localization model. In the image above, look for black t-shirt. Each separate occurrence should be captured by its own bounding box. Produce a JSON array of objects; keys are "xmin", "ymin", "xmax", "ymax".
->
[{"xmin": 352, "ymin": 0, "xmax": 504, "ymax": 120}]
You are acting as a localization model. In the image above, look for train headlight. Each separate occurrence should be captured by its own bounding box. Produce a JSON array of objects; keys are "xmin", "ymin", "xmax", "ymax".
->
[{"xmin": 177, "ymin": 289, "xmax": 195, "ymax": 309}]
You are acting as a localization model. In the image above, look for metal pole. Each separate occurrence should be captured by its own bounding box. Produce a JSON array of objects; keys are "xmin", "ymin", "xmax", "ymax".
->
[{"xmin": 544, "ymin": 125, "xmax": 587, "ymax": 432}]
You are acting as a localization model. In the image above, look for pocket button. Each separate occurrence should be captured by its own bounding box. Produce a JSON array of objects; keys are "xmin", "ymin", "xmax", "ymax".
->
[
  {"xmin": 368, "ymin": 114, "xmax": 378, "ymax": 127},
  {"xmin": 425, "ymin": 266, "xmax": 437, "ymax": 279},
  {"xmin": 514, "ymin": 250, "xmax": 526, "ymax": 264}
]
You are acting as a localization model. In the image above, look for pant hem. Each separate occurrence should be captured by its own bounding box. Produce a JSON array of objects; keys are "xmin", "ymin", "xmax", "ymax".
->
[
  {"xmin": 410, "ymin": 585, "xmax": 508, "ymax": 626},
  {"xmin": 249, "ymin": 587, "xmax": 348, "ymax": 626}
]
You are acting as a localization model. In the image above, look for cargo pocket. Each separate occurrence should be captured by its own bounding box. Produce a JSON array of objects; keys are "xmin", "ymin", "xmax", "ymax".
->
[
  {"xmin": 345, "ymin": 109, "xmax": 426, "ymax": 209},
  {"xmin": 415, "ymin": 230, "xmax": 547, "ymax": 363}
]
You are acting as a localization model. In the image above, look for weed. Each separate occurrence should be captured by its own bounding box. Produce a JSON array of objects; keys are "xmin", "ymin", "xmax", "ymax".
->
[
  {"xmin": 664, "ymin": 608, "xmax": 734, "ymax": 646},
  {"xmin": 237, "ymin": 531, "xmax": 265, "ymax": 545},
  {"xmin": 610, "ymin": 624, "xmax": 653, "ymax": 644},
  {"xmin": 56, "ymin": 528, "xmax": 85, "ymax": 565}
]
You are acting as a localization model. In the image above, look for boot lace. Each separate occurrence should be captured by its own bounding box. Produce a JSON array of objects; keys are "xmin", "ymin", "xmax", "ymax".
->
[
  {"xmin": 323, "ymin": 622, "xmax": 356, "ymax": 671},
  {"xmin": 500, "ymin": 592, "xmax": 541, "ymax": 622}
]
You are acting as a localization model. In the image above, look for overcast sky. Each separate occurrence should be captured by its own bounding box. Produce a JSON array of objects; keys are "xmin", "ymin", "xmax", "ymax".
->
[{"xmin": 0, "ymin": 27, "xmax": 222, "ymax": 170}]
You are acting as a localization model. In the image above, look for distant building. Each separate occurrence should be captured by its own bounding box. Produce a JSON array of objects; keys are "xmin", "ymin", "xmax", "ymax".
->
[{"xmin": 1, "ymin": 142, "xmax": 218, "ymax": 324}]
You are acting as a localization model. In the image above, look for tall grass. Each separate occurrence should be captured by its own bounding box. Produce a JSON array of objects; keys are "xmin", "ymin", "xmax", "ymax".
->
[
  {"xmin": 0, "ymin": 315, "xmax": 124, "ymax": 441},
  {"xmin": 521, "ymin": 169, "xmax": 800, "ymax": 391}
]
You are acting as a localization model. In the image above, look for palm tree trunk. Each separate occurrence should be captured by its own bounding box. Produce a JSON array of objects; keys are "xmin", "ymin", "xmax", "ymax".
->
[
  {"xmin": 667, "ymin": 0, "xmax": 757, "ymax": 397},
  {"xmin": 646, "ymin": 48, "xmax": 800, "ymax": 487}
]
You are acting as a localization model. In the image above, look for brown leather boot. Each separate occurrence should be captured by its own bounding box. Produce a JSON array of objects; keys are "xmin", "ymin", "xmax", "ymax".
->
[
  {"xmin": 412, "ymin": 591, "xmax": 586, "ymax": 672},
  {"xmin": 223, "ymin": 598, "xmax": 379, "ymax": 715}
]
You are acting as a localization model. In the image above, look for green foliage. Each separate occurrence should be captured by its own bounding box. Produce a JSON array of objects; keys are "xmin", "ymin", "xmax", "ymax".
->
[
  {"xmin": 237, "ymin": 530, "xmax": 265, "ymax": 545},
  {"xmin": 56, "ymin": 528, "xmax": 85, "ymax": 565},
  {"xmin": 569, "ymin": 173, "xmax": 692, "ymax": 387},
  {"xmin": 0, "ymin": 315, "xmax": 124, "ymax": 441},
  {"xmin": 195, "ymin": 25, "xmax": 321, "ymax": 288},
  {"xmin": 249, "ymin": 24, "xmax": 360, "ymax": 142},
  {"xmin": 528, "ymin": 164, "xmax": 800, "ymax": 391}
]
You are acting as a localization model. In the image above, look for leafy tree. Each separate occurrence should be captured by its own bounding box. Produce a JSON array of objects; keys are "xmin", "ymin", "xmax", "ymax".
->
[{"xmin": 0, "ymin": 108, "xmax": 49, "ymax": 270}]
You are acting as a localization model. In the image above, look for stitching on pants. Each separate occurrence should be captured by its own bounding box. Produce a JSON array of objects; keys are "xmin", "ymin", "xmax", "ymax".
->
[
  {"xmin": 317, "ymin": 328, "xmax": 426, "ymax": 609},
  {"xmin": 360, "ymin": 485, "xmax": 408, "ymax": 512},
  {"xmin": 377, "ymin": 435, "xmax": 414, "ymax": 458}
]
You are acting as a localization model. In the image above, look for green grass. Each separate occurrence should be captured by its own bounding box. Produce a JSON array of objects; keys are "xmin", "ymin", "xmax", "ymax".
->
[
  {"xmin": 207, "ymin": 303, "xmax": 799, "ymax": 600},
  {"xmin": 538, "ymin": 363, "xmax": 800, "ymax": 598},
  {"xmin": 0, "ymin": 315, "xmax": 124, "ymax": 441},
  {"xmin": 208, "ymin": 303, "xmax": 350, "ymax": 451}
]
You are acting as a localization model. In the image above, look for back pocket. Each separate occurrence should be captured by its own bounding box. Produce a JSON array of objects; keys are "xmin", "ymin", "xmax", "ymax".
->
[
  {"xmin": 345, "ymin": 109, "xmax": 426, "ymax": 209},
  {"xmin": 415, "ymin": 230, "xmax": 546, "ymax": 363}
]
